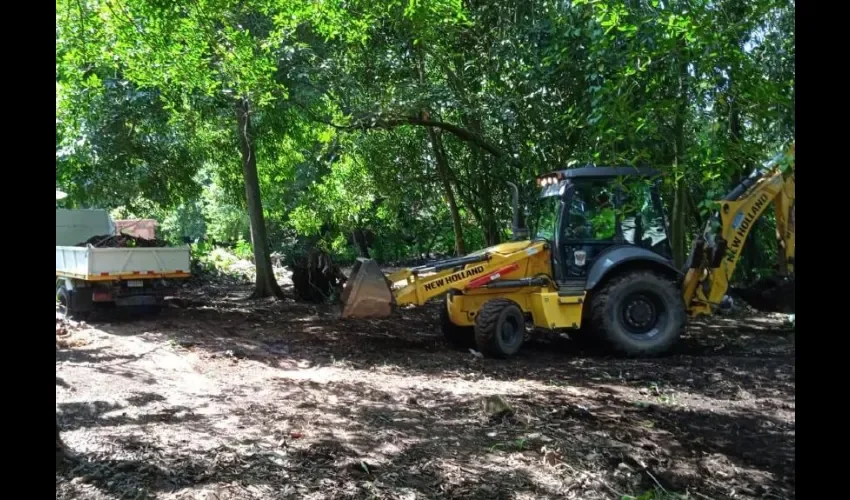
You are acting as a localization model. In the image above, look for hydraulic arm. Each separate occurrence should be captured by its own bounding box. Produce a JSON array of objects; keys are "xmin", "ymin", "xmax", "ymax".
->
[
  {"xmin": 682, "ymin": 143, "xmax": 795, "ymax": 315},
  {"xmin": 341, "ymin": 240, "xmax": 552, "ymax": 318}
]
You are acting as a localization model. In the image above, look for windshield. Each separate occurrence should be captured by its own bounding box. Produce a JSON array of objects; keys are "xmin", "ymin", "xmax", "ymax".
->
[
  {"xmin": 566, "ymin": 181, "xmax": 617, "ymax": 240},
  {"xmin": 534, "ymin": 196, "xmax": 561, "ymax": 240}
]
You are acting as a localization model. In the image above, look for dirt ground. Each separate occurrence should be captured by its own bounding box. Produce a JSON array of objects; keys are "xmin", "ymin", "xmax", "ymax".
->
[{"xmin": 56, "ymin": 274, "xmax": 795, "ymax": 500}]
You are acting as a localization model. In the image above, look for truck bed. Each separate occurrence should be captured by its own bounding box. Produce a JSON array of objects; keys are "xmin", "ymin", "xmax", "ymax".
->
[{"xmin": 56, "ymin": 246, "xmax": 191, "ymax": 281}]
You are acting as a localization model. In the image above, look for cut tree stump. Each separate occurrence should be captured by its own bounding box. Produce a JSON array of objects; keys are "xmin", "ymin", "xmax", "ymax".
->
[{"xmin": 291, "ymin": 248, "xmax": 347, "ymax": 303}]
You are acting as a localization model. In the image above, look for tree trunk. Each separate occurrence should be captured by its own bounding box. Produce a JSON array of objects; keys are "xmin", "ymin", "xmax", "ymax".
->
[
  {"xmin": 415, "ymin": 46, "xmax": 465, "ymax": 258},
  {"xmin": 671, "ymin": 179, "xmax": 688, "ymax": 269},
  {"xmin": 455, "ymin": 113, "xmax": 492, "ymax": 244},
  {"xmin": 352, "ymin": 228, "xmax": 371, "ymax": 258},
  {"xmin": 790, "ymin": 85, "xmax": 795, "ymax": 132},
  {"xmin": 428, "ymin": 127, "xmax": 466, "ymax": 256},
  {"xmin": 728, "ymin": 81, "xmax": 758, "ymax": 280},
  {"xmin": 481, "ymin": 181, "xmax": 501, "ymax": 246},
  {"xmin": 450, "ymin": 176, "xmax": 484, "ymax": 236},
  {"xmin": 670, "ymin": 41, "xmax": 690, "ymax": 269},
  {"xmin": 235, "ymin": 97, "xmax": 284, "ymax": 299}
]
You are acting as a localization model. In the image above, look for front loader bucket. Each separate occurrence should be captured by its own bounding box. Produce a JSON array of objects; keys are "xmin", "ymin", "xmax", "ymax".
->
[{"xmin": 340, "ymin": 258, "xmax": 394, "ymax": 318}]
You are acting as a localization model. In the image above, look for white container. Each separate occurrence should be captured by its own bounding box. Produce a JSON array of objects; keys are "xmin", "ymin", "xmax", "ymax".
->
[{"xmin": 56, "ymin": 246, "xmax": 191, "ymax": 281}]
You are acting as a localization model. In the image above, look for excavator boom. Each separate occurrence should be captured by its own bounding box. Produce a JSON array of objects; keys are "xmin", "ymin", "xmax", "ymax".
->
[
  {"xmin": 682, "ymin": 143, "xmax": 795, "ymax": 314},
  {"xmin": 340, "ymin": 241, "xmax": 551, "ymax": 319}
]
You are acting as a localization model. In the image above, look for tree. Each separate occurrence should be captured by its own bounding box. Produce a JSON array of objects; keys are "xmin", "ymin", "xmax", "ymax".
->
[
  {"xmin": 56, "ymin": 0, "xmax": 794, "ymax": 286},
  {"xmin": 55, "ymin": 0, "xmax": 355, "ymax": 297},
  {"xmin": 56, "ymin": 78, "xmax": 204, "ymax": 211}
]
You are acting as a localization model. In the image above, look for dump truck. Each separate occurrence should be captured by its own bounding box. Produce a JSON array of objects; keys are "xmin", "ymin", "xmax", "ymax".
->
[
  {"xmin": 56, "ymin": 209, "xmax": 191, "ymax": 319},
  {"xmin": 341, "ymin": 144, "xmax": 795, "ymax": 357}
]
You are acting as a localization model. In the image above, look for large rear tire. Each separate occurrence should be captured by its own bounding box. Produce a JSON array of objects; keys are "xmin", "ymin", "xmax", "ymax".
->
[
  {"xmin": 440, "ymin": 292, "xmax": 475, "ymax": 348},
  {"xmin": 589, "ymin": 271, "xmax": 684, "ymax": 356},
  {"xmin": 474, "ymin": 299, "xmax": 525, "ymax": 358},
  {"xmin": 56, "ymin": 285, "xmax": 91, "ymax": 322}
]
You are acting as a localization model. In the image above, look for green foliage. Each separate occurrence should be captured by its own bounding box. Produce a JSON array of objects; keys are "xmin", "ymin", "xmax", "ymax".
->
[
  {"xmin": 57, "ymin": 0, "xmax": 794, "ymax": 279},
  {"xmin": 56, "ymin": 79, "xmax": 204, "ymax": 211},
  {"xmin": 160, "ymin": 200, "xmax": 207, "ymax": 244},
  {"xmin": 233, "ymin": 239, "xmax": 255, "ymax": 261},
  {"xmin": 202, "ymin": 180, "xmax": 252, "ymax": 245},
  {"xmin": 190, "ymin": 241, "xmax": 255, "ymax": 279}
]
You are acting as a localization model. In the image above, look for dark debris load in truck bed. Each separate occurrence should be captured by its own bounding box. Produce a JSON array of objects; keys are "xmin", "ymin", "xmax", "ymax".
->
[{"xmin": 76, "ymin": 234, "xmax": 169, "ymax": 248}]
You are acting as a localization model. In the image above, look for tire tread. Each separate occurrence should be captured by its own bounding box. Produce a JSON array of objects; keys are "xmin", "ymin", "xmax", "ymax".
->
[
  {"xmin": 474, "ymin": 298, "xmax": 523, "ymax": 358},
  {"xmin": 589, "ymin": 271, "xmax": 684, "ymax": 357}
]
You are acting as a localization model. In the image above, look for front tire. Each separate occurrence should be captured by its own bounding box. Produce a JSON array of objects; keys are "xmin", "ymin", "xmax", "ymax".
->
[
  {"xmin": 440, "ymin": 292, "xmax": 475, "ymax": 348},
  {"xmin": 474, "ymin": 299, "xmax": 526, "ymax": 358},
  {"xmin": 589, "ymin": 271, "xmax": 685, "ymax": 356}
]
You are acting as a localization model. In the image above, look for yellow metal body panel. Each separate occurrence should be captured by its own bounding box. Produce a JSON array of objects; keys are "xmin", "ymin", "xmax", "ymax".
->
[
  {"xmin": 527, "ymin": 292, "xmax": 584, "ymax": 329},
  {"xmin": 392, "ymin": 240, "xmax": 551, "ymax": 307},
  {"xmin": 447, "ymin": 290, "xmax": 585, "ymax": 329},
  {"xmin": 390, "ymin": 240, "xmax": 586, "ymax": 329}
]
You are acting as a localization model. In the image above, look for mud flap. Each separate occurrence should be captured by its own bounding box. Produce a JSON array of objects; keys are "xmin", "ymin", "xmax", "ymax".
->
[{"xmin": 340, "ymin": 258, "xmax": 394, "ymax": 318}]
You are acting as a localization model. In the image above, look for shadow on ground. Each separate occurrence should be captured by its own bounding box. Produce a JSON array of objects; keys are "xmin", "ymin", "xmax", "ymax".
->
[
  {"xmin": 86, "ymin": 298, "xmax": 794, "ymax": 403},
  {"xmin": 58, "ymin": 286, "xmax": 795, "ymax": 499},
  {"xmin": 58, "ymin": 375, "xmax": 793, "ymax": 499}
]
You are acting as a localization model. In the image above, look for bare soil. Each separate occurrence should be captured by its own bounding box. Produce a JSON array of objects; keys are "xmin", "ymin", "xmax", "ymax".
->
[{"xmin": 56, "ymin": 274, "xmax": 795, "ymax": 500}]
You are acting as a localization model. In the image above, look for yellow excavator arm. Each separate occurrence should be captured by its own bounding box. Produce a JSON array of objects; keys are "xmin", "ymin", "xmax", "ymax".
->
[
  {"xmin": 682, "ymin": 143, "xmax": 795, "ymax": 315},
  {"xmin": 341, "ymin": 241, "xmax": 554, "ymax": 319}
]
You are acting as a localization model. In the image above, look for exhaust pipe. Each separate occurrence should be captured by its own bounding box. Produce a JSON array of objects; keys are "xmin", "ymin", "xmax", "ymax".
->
[{"xmin": 506, "ymin": 182, "xmax": 528, "ymax": 241}]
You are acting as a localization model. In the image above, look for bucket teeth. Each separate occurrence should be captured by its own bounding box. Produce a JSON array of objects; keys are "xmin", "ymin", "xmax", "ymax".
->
[{"xmin": 340, "ymin": 258, "xmax": 393, "ymax": 318}]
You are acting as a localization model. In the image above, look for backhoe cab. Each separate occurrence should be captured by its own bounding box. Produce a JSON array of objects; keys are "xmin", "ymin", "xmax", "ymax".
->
[{"xmin": 341, "ymin": 145, "xmax": 794, "ymax": 358}]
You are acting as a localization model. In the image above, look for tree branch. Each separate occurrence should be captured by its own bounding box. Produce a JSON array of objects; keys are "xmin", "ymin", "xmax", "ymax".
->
[
  {"xmin": 374, "ymin": 117, "xmax": 508, "ymax": 160},
  {"xmin": 300, "ymin": 107, "xmax": 516, "ymax": 166}
]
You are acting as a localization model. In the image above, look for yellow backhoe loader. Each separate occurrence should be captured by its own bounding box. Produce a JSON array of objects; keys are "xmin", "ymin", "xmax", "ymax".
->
[{"xmin": 340, "ymin": 144, "xmax": 795, "ymax": 357}]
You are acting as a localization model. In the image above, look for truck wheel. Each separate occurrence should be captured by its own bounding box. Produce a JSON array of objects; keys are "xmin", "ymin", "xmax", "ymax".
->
[
  {"xmin": 589, "ymin": 271, "xmax": 684, "ymax": 356},
  {"xmin": 56, "ymin": 286, "xmax": 91, "ymax": 322},
  {"xmin": 440, "ymin": 293, "xmax": 474, "ymax": 348},
  {"xmin": 474, "ymin": 299, "xmax": 525, "ymax": 358}
]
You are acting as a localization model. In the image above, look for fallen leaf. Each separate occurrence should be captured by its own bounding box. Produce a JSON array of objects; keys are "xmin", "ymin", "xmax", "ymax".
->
[{"xmin": 542, "ymin": 449, "xmax": 563, "ymax": 466}]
